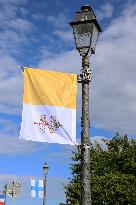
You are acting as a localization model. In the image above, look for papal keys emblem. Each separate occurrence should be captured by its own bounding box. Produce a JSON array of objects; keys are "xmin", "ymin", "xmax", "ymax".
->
[{"xmin": 34, "ymin": 115, "xmax": 62, "ymax": 134}]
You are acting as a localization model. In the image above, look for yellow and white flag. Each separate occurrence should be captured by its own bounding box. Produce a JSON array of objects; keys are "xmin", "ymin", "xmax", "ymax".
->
[{"xmin": 20, "ymin": 68, "xmax": 77, "ymax": 145}]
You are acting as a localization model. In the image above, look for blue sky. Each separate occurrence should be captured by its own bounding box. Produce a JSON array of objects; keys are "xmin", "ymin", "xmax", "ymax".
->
[{"xmin": 0, "ymin": 0, "xmax": 136, "ymax": 204}]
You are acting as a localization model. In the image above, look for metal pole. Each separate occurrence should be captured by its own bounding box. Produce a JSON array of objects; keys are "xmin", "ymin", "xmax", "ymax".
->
[
  {"xmin": 80, "ymin": 56, "xmax": 91, "ymax": 205},
  {"xmin": 12, "ymin": 197, "xmax": 14, "ymax": 205},
  {"xmin": 3, "ymin": 185, "xmax": 7, "ymax": 205},
  {"xmin": 43, "ymin": 176, "xmax": 46, "ymax": 205},
  {"xmin": 12, "ymin": 182, "xmax": 14, "ymax": 205}
]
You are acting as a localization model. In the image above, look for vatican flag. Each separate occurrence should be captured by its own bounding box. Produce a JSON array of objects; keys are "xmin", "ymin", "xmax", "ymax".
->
[{"xmin": 20, "ymin": 68, "xmax": 77, "ymax": 145}]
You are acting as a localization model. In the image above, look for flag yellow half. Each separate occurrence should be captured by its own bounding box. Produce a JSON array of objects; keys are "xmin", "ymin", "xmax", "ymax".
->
[{"xmin": 23, "ymin": 68, "xmax": 77, "ymax": 109}]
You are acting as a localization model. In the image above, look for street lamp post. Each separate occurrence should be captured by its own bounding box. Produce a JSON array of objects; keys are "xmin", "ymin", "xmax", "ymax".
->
[
  {"xmin": 43, "ymin": 162, "xmax": 49, "ymax": 205},
  {"xmin": 70, "ymin": 5, "xmax": 101, "ymax": 205}
]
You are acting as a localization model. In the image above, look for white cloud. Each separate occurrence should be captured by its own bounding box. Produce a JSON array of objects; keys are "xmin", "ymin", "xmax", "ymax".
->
[
  {"xmin": 32, "ymin": 13, "xmax": 45, "ymax": 20},
  {"xmin": 0, "ymin": 53, "xmax": 23, "ymax": 115},
  {"xmin": 0, "ymin": 114, "xmax": 44, "ymax": 155},
  {"xmin": 0, "ymin": 31, "xmax": 22, "ymax": 53},
  {"xmin": 90, "ymin": 3, "xmax": 136, "ymax": 134},
  {"xmin": 0, "ymin": 118, "xmax": 19, "ymax": 135},
  {"xmin": 47, "ymin": 176, "xmax": 67, "ymax": 201},
  {"xmin": 47, "ymin": 14, "xmax": 68, "ymax": 29},
  {"xmin": 91, "ymin": 136, "xmax": 108, "ymax": 149},
  {"xmin": 0, "ymin": 0, "xmax": 34, "ymax": 55},
  {"xmin": 9, "ymin": 18, "xmax": 33, "ymax": 32},
  {"xmin": 97, "ymin": 3, "xmax": 114, "ymax": 20},
  {"xmin": 53, "ymin": 30, "xmax": 73, "ymax": 41},
  {"xmin": 39, "ymin": 50, "xmax": 81, "ymax": 73},
  {"xmin": 0, "ymin": 0, "xmax": 26, "ymax": 4},
  {"xmin": 0, "ymin": 0, "xmax": 34, "ymax": 116},
  {"xmin": 0, "ymin": 133, "xmax": 42, "ymax": 155},
  {"xmin": 0, "ymin": 0, "xmax": 27, "ymax": 25},
  {"xmin": 47, "ymin": 11, "xmax": 72, "ymax": 43}
]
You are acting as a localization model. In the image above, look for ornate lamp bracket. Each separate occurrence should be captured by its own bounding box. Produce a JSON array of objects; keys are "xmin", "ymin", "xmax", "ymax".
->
[{"xmin": 78, "ymin": 56, "xmax": 92, "ymax": 83}]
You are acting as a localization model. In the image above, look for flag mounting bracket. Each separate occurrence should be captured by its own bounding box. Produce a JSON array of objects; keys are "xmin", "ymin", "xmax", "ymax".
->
[{"xmin": 18, "ymin": 66, "xmax": 28, "ymax": 72}]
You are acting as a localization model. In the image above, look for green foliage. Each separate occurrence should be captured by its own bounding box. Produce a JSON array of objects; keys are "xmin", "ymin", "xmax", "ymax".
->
[{"xmin": 65, "ymin": 134, "xmax": 136, "ymax": 205}]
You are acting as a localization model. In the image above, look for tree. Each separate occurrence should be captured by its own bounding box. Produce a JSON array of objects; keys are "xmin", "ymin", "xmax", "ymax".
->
[{"xmin": 65, "ymin": 134, "xmax": 136, "ymax": 205}]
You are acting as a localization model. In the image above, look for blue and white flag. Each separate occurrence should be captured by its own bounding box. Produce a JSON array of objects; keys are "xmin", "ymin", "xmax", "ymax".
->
[{"xmin": 31, "ymin": 179, "xmax": 43, "ymax": 198}]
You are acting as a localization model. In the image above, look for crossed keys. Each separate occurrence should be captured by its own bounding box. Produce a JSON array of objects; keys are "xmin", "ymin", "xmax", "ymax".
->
[{"xmin": 34, "ymin": 115, "xmax": 62, "ymax": 134}]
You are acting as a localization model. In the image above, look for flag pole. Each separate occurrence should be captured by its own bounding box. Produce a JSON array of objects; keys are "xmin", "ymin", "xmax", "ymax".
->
[
  {"xmin": 12, "ymin": 182, "xmax": 14, "ymax": 205},
  {"xmin": 43, "ymin": 162, "xmax": 49, "ymax": 205},
  {"xmin": 12, "ymin": 197, "xmax": 14, "ymax": 205},
  {"xmin": 43, "ymin": 177, "xmax": 46, "ymax": 205},
  {"xmin": 3, "ymin": 185, "xmax": 7, "ymax": 205}
]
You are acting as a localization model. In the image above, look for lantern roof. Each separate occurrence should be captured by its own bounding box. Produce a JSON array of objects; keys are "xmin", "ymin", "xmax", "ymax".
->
[
  {"xmin": 43, "ymin": 162, "xmax": 49, "ymax": 175},
  {"xmin": 70, "ymin": 5, "xmax": 102, "ymax": 32}
]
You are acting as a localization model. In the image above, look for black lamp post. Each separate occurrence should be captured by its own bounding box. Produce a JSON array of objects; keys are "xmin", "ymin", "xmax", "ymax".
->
[
  {"xmin": 43, "ymin": 162, "xmax": 49, "ymax": 205},
  {"xmin": 70, "ymin": 5, "xmax": 101, "ymax": 205}
]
